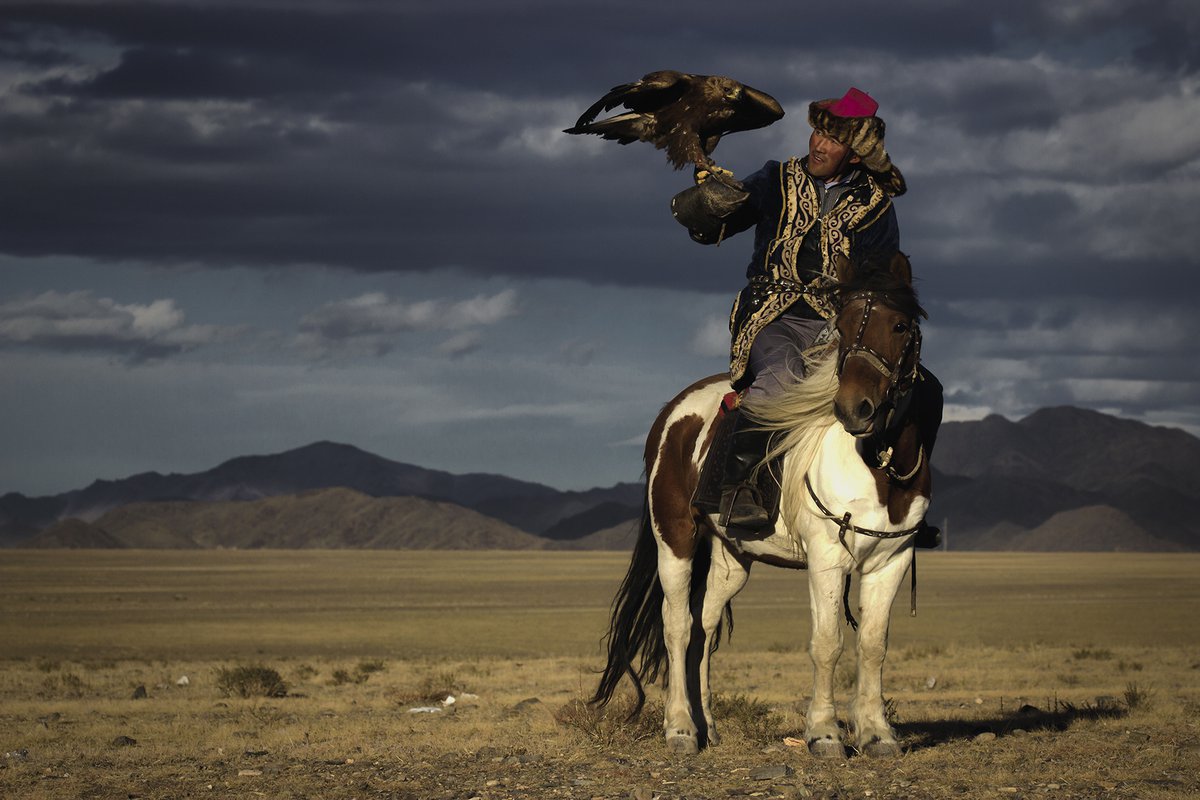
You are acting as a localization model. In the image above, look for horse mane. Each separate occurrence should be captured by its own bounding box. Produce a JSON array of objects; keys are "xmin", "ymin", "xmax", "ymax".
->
[
  {"xmin": 741, "ymin": 345, "xmax": 840, "ymax": 481},
  {"xmin": 828, "ymin": 252, "xmax": 927, "ymax": 321}
]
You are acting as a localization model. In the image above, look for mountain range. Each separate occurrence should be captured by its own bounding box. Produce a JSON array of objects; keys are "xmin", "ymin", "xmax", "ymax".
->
[
  {"xmin": 3, "ymin": 406, "xmax": 1197, "ymax": 551},
  {"xmin": 928, "ymin": 406, "xmax": 1200, "ymax": 551}
]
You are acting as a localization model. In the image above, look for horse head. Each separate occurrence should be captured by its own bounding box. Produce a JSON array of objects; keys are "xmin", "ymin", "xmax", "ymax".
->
[{"xmin": 830, "ymin": 251, "xmax": 925, "ymax": 437}]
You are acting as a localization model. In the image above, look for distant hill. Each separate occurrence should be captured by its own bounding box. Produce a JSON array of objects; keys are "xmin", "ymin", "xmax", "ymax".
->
[
  {"xmin": 29, "ymin": 488, "xmax": 546, "ymax": 550},
  {"xmin": 1, "ymin": 441, "xmax": 639, "ymax": 546},
  {"xmin": 6, "ymin": 406, "xmax": 1199, "ymax": 551},
  {"xmin": 928, "ymin": 406, "xmax": 1200, "ymax": 550},
  {"xmin": 28, "ymin": 518, "xmax": 128, "ymax": 549}
]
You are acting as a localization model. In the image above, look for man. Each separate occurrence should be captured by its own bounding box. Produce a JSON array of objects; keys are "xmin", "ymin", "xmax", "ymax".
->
[{"xmin": 671, "ymin": 87, "xmax": 909, "ymax": 536}]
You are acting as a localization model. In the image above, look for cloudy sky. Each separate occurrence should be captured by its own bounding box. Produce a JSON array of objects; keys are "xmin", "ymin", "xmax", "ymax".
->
[{"xmin": 2, "ymin": 0, "xmax": 1199, "ymax": 497}]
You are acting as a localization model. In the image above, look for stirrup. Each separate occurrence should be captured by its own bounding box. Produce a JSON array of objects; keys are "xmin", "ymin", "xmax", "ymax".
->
[{"xmin": 720, "ymin": 484, "xmax": 773, "ymax": 537}]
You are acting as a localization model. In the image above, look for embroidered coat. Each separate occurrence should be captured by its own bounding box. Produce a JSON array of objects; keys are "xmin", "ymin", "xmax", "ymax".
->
[{"xmin": 675, "ymin": 157, "xmax": 900, "ymax": 387}]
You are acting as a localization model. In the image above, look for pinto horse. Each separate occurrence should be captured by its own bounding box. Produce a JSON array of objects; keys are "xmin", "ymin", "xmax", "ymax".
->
[{"xmin": 593, "ymin": 251, "xmax": 939, "ymax": 757}]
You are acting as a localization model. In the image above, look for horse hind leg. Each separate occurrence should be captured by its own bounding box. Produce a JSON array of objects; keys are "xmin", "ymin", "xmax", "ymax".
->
[
  {"xmin": 695, "ymin": 534, "xmax": 750, "ymax": 746},
  {"xmin": 657, "ymin": 543, "xmax": 700, "ymax": 754},
  {"xmin": 645, "ymin": 386, "xmax": 724, "ymax": 754}
]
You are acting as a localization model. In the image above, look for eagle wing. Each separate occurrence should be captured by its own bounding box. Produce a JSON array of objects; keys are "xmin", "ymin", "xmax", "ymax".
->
[{"xmin": 565, "ymin": 71, "xmax": 783, "ymax": 169}]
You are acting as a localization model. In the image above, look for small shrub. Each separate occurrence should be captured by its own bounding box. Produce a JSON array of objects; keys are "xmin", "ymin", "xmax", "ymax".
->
[
  {"xmin": 1072, "ymin": 648, "xmax": 1113, "ymax": 661},
  {"xmin": 1117, "ymin": 660, "xmax": 1144, "ymax": 673},
  {"xmin": 215, "ymin": 665, "xmax": 288, "ymax": 698},
  {"xmin": 36, "ymin": 659, "xmax": 61, "ymax": 673},
  {"xmin": 420, "ymin": 671, "xmax": 465, "ymax": 699},
  {"xmin": 328, "ymin": 661, "xmax": 386, "ymax": 687},
  {"xmin": 554, "ymin": 694, "xmax": 662, "ymax": 746},
  {"xmin": 394, "ymin": 671, "xmax": 470, "ymax": 702},
  {"xmin": 1058, "ymin": 672, "xmax": 1082, "ymax": 687},
  {"xmin": 711, "ymin": 693, "xmax": 782, "ymax": 745},
  {"xmin": 293, "ymin": 663, "xmax": 318, "ymax": 681},
  {"xmin": 356, "ymin": 659, "xmax": 386, "ymax": 678},
  {"xmin": 1123, "ymin": 682, "xmax": 1152, "ymax": 710}
]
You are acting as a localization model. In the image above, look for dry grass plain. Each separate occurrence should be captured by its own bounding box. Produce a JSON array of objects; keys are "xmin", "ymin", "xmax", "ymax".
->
[{"xmin": 1, "ymin": 549, "xmax": 1198, "ymax": 800}]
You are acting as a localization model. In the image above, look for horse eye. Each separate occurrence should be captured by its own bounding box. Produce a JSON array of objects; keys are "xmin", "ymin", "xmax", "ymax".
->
[{"xmin": 893, "ymin": 322, "xmax": 909, "ymax": 334}]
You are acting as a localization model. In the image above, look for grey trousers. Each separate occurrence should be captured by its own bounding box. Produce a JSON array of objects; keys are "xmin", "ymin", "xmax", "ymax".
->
[{"xmin": 744, "ymin": 315, "xmax": 828, "ymax": 403}]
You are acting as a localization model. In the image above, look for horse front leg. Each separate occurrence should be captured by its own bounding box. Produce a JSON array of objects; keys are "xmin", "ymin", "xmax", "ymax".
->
[
  {"xmin": 850, "ymin": 549, "xmax": 912, "ymax": 756},
  {"xmin": 658, "ymin": 549, "xmax": 699, "ymax": 754},
  {"xmin": 806, "ymin": 565, "xmax": 848, "ymax": 758},
  {"xmin": 697, "ymin": 539, "xmax": 750, "ymax": 746}
]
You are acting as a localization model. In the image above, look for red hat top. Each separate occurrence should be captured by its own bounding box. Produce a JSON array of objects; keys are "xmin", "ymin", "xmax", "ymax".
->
[
  {"xmin": 826, "ymin": 87, "xmax": 878, "ymax": 118},
  {"xmin": 807, "ymin": 87, "xmax": 904, "ymax": 195}
]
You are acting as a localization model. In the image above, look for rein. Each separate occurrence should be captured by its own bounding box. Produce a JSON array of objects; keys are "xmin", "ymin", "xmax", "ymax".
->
[{"xmin": 803, "ymin": 474, "xmax": 923, "ymax": 546}]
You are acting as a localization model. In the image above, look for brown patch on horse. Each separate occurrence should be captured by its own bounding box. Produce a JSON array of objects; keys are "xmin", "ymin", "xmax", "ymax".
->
[
  {"xmin": 643, "ymin": 374, "xmax": 727, "ymax": 469},
  {"xmin": 651, "ymin": 412, "xmax": 706, "ymax": 560}
]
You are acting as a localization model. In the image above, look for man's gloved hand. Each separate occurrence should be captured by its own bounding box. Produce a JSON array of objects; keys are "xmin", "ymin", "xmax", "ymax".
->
[{"xmin": 671, "ymin": 176, "xmax": 750, "ymax": 245}]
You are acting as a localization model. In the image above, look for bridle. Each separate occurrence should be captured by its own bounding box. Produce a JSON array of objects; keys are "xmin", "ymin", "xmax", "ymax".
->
[
  {"xmin": 835, "ymin": 290, "xmax": 922, "ymax": 399},
  {"xmin": 834, "ymin": 289, "xmax": 925, "ymax": 481}
]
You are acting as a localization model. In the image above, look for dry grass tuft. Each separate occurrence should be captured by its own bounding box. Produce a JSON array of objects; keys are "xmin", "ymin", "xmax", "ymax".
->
[
  {"xmin": 1123, "ymin": 681, "xmax": 1153, "ymax": 710},
  {"xmin": 554, "ymin": 694, "xmax": 663, "ymax": 746},
  {"xmin": 711, "ymin": 693, "xmax": 782, "ymax": 744},
  {"xmin": 1072, "ymin": 647, "xmax": 1113, "ymax": 660},
  {"xmin": 214, "ymin": 664, "xmax": 288, "ymax": 698},
  {"xmin": 330, "ymin": 660, "xmax": 386, "ymax": 686},
  {"xmin": 39, "ymin": 671, "xmax": 88, "ymax": 698}
]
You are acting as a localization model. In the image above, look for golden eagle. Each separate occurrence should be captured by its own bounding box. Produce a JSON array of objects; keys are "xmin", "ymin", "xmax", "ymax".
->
[{"xmin": 564, "ymin": 70, "xmax": 785, "ymax": 170}]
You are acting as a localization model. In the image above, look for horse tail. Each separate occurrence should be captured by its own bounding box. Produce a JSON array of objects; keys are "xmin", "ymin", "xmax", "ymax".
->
[{"xmin": 591, "ymin": 498, "xmax": 665, "ymax": 717}]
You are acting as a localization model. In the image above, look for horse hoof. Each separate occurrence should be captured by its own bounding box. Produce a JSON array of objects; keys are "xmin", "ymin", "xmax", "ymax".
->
[
  {"xmin": 808, "ymin": 738, "xmax": 846, "ymax": 759},
  {"xmin": 861, "ymin": 739, "xmax": 901, "ymax": 758},
  {"xmin": 666, "ymin": 734, "xmax": 699, "ymax": 755}
]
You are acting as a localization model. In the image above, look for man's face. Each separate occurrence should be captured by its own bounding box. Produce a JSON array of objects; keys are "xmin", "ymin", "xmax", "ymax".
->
[{"xmin": 807, "ymin": 130, "xmax": 860, "ymax": 181}]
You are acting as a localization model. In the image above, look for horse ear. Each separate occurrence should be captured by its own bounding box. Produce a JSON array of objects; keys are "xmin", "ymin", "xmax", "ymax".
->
[
  {"xmin": 888, "ymin": 251, "xmax": 913, "ymax": 286},
  {"xmin": 833, "ymin": 253, "xmax": 854, "ymax": 284}
]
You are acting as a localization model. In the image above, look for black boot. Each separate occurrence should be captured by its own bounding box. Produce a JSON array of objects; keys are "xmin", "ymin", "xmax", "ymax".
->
[
  {"xmin": 914, "ymin": 520, "xmax": 941, "ymax": 549},
  {"xmin": 694, "ymin": 408, "xmax": 780, "ymax": 538}
]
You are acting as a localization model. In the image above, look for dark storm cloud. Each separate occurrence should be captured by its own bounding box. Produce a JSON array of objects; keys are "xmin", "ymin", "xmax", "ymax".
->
[
  {"xmin": 1, "ymin": 0, "xmax": 1197, "ymax": 300},
  {"xmin": 3, "ymin": 1, "xmax": 1006, "ymax": 94},
  {"xmin": 990, "ymin": 190, "xmax": 1078, "ymax": 241},
  {"xmin": 43, "ymin": 46, "xmax": 311, "ymax": 100}
]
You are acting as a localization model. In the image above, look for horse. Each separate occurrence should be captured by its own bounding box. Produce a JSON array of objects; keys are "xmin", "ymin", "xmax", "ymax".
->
[{"xmin": 592, "ymin": 251, "xmax": 939, "ymax": 757}]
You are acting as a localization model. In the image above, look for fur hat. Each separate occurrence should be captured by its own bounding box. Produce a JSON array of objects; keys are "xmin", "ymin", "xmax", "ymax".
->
[{"xmin": 808, "ymin": 88, "xmax": 906, "ymax": 196}]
